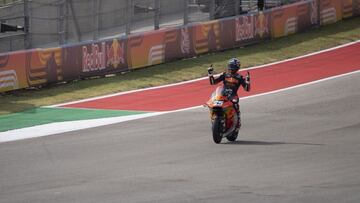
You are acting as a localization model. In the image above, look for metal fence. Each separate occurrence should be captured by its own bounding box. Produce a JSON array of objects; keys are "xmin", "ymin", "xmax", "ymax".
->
[
  {"xmin": 0, "ymin": 0, "xmax": 19, "ymax": 6},
  {"xmin": 1, "ymin": 0, "xmax": 297, "ymax": 53}
]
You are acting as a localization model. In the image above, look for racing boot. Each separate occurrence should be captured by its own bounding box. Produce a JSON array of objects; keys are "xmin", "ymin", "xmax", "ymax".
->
[
  {"xmin": 233, "ymin": 103, "xmax": 241, "ymax": 133},
  {"xmin": 235, "ymin": 111, "xmax": 241, "ymax": 131}
]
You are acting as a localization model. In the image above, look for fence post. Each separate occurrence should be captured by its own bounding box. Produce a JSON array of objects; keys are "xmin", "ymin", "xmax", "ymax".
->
[
  {"xmin": 235, "ymin": 0, "xmax": 240, "ymax": 15},
  {"xmin": 65, "ymin": 0, "xmax": 69, "ymax": 42},
  {"xmin": 24, "ymin": 0, "xmax": 31, "ymax": 49},
  {"xmin": 68, "ymin": 0, "xmax": 81, "ymax": 42},
  {"xmin": 183, "ymin": 0, "xmax": 189, "ymax": 25},
  {"xmin": 210, "ymin": 0, "xmax": 215, "ymax": 20},
  {"xmin": 92, "ymin": 0, "xmax": 100, "ymax": 40},
  {"xmin": 126, "ymin": 0, "xmax": 132, "ymax": 35},
  {"xmin": 59, "ymin": 0, "xmax": 65, "ymax": 45},
  {"xmin": 154, "ymin": 0, "xmax": 160, "ymax": 30},
  {"xmin": 317, "ymin": 0, "xmax": 321, "ymax": 25},
  {"xmin": 10, "ymin": 38, "xmax": 13, "ymax": 51}
]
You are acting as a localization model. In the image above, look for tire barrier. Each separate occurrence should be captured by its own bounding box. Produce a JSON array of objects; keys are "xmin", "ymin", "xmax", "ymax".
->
[{"xmin": 0, "ymin": 0, "xmax": 358, "ymax": 93}]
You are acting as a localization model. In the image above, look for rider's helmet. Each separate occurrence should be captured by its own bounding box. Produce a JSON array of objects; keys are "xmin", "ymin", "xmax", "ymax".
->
[{"xmin": 227, "ymin": 58, "xmax": 241, "ymax": 74}]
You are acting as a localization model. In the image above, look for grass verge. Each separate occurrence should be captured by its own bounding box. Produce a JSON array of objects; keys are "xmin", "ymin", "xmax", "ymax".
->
[{"xmin": 1, "ymin": 17, "xmax": 360, "ymax": 115}]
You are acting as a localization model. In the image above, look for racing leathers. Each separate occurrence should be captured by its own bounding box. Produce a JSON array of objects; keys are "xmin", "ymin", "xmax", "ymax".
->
[{"xmin": 208, "ymin": 71, "xmax": 250, "ymax": 131}]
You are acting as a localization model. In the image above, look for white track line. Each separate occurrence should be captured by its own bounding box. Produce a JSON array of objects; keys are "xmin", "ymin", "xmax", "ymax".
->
[
  {"xmin": 0, "ymin": 112, "xmax": 165, "ymax": 143},
  {"xmin": 48, "ymin": 40, "xmax": 360, "ymax": 107}
]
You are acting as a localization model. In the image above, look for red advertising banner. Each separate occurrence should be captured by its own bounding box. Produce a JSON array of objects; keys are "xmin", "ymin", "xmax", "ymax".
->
[
  {"xmin": 128, "ymin": 31, "xmax": 165, "ymax": 69},
  {"xmin": 62, "ymin": 45, "xmax": 81, "ymax": 81},
  {"xmin": 192, "ymin": 20, "xmax": 221, "ymax": 55},
  {"xmin": 271, "ymin": 0, "xmax": 315, "ymax": 38},
  {"xmin": 105, "ymin": 39, "xmax": 128, "ymax": 72},
  {"xmin": 26, "ymin": 47, "xmax": 63, "ymax": 86},
  {"xmin": 254, "ymin": 11, "xmax": 272, "ymax": 40},
  {"xmin": 218, "ymin": 18, "xmax": 236, "ymax": 50},
  {"xmin": 352, "ymin": 0, "xmax": 360, "ymax": 16},
  {"xmin": 230, "ymin": 11, "xmax": 272, "ymax": 47},
  {"xmin": 310, "ymin": 0, "xmax": 320, "ymax": 25},
  {"xmin": 62, "ymin": 38, "xmax": 128, "ymax": 80},
  {"xmin": 271, "ymin": 4, "xmax": 299, "ymax": 38},
  {"xmin": 297, "ymin": 1, "xmax": 313, "ymax": 32},
  {"xmin": 80, "ymin": 38, "xmax": 128, "ymax": 77},
  {"xmin": 234, "ymin": 14, "xmax": 256, "ymax": 46},
  {"xmin": 319, "ymin": 0, "xmax": 342, "ymax": 25},
  {"xmin": 342, "ymin": 0, "xmax": 353, "ymax": 18},
  {"xmin": 164, "ymin": 26, "xmax": 195, "ymax": 62},
  {"xmin": 0, "ymin": 52, "xmax": 29, "ymax": 92}
]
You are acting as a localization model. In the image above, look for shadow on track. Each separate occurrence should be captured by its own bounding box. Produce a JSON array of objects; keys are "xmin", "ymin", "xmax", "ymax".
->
[{"xmin": 223, "ymin": 140, "xmax": 324, "ymax": 146}]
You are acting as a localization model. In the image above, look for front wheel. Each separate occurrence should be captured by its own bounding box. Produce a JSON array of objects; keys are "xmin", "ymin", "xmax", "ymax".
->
[
  {"xmin": 212, "ymin": 118, "xmax": 223, "ymax": 144},
  {"xmin": 226, "ymin": 131, "xmax": 238, "ymax": 142}
]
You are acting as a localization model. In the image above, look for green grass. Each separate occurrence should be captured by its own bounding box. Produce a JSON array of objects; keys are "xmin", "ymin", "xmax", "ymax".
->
[{"xmin": 1, "ymin": 17, "xmax": 360, "ymax": 115}]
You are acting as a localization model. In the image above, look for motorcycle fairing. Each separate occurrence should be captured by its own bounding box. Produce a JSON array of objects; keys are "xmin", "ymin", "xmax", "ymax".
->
[{"xmin": 206, "ymin": 86, "xmax": 236, "ymax": 129}]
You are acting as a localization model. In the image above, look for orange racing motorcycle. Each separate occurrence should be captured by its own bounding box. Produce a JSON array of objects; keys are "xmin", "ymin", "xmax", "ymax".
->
[
  {"xmin": 206, "ymin": 87, "xmax": 239, "ymax": 143},
  {"xmin": 205, "ymin": 71, "xmax": 250, "ymax": 143}
]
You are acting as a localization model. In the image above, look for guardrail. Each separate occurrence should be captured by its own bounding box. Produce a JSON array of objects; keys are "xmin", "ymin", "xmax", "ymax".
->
[{"xmin": 0, "ymin": 0, "xmax": 359, "ymax": 93}]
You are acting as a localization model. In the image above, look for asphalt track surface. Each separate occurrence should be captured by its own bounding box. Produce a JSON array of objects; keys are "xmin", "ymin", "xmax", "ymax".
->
[{"xmin": 1, "ymin": 71, "xmax": 359, "ymax": 202}]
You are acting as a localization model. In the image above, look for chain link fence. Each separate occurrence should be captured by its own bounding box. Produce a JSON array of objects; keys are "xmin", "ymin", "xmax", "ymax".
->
[
  {"xmin": 1, "ymin": 0, "xmax": 300, "ymax": 53},
  {"xmin": 0, "ymin": 0, "xmax": 18, "ymax": 6}
]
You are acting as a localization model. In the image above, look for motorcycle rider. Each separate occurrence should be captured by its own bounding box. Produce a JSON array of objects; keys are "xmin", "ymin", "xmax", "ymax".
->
[{"xmin": 207, "ymin": 58, "xmax": 250, "ymax": 132}]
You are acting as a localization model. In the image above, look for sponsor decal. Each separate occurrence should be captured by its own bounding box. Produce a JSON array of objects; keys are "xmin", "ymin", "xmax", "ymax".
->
[
  {"xmin": 358, "ymin": 0, "xmax": 360, "ymax": 14},
  {"xmin": 38, "ymin": 49, "xmax": 62, "ymax": 66},
  {"xmin": 82, "ymin": 42, "xmax": 106, "ymax": 72},
  {"xmin": 255, "ymin": 12, "xmax": 269, "ymax": 38},
  {"xmin": 285, "ymin": 17, "xmax": 298, "ymax": 35},
  {"xmin": 235, "ymin": 15, "xmax": 254, "ymax": 41},
  {"xmin": 181, "ymin": 27, "xmax": 191, "ymax": 54},
  {"xmin": 195, "ymin": 22, "xmax": 220, "ymax": 54},
  {"xmin": 165, "ymin": 30, "xmax": 177, "ymax": 44},
  {"xmin": 106, "ymin": 39, "xmax": 125, "ymax": 69},
  {"xmin": 0, "ymin": 70, "xmax": 18, "ymax": 90},
  {"xmin": 0, "ymin": 55, "xmax": 9, "ymax": 68},
  {"xmin": 26, "ymin": 49, "xmax": 63, "ymax": 86},
  {"xmin": 311, "ymin": 0, "xmax": 319, "ymax": 24},
  {"xmin": 320, "ymin": 7, "xmax": 337, "ymax": 24},
  {"xmin": 342, "ymin": 0, "xmax": 353, "ymax": 18},
  {"xmin": 148, "ymin": 44, "xmax": 164, "ymax": 65}
]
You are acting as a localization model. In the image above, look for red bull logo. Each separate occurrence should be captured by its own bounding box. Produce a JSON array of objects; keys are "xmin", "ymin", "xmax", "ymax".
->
[
  {"xmin": 310, "ymin": 0, "xmax": 318, "ymax": 24},
  {"xmin": 82, "ymin": 42, "xmax": 106, "ymax": 72},
  {"xmin": 106, "ymin": 39, "xmax": 125, "ymax": 68},
  {"xmin": 255, "ymin": 12, "xmax": 269, "ymax": 38},
  {"xmin": 181, "ymin": 27, "xmax": 190, "ymax": 54},
  {"xmin": 235, "ymin": 16, "xmax": 254, "ymax": 41}
]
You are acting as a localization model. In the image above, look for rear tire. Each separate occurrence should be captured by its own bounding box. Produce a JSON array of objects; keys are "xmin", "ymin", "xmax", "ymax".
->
[{"xmin": 212, "ymin": 118, "xmax": 223, "ymax": 144}]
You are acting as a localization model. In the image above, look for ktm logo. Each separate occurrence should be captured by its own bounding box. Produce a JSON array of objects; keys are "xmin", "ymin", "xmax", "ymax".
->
[
  {"xmin": 256, "ymin": 12, "xmax": 269, "ymax": 38},
  {"xmin": 225, "ymin": 77, "xmax": 239, "ymax": 84}
]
